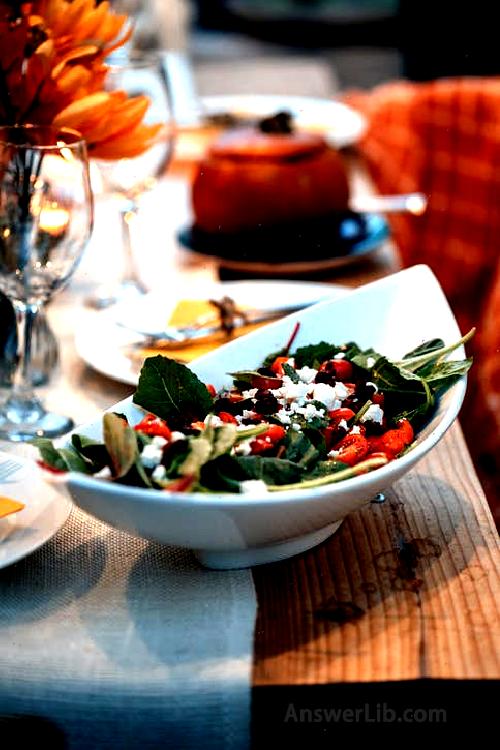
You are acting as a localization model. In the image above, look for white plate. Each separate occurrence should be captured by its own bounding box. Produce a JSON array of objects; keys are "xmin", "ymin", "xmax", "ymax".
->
[
  {"xmin": 0, "ymin": 452, "xmax": 71, "ymax": 569},
  {"xmin": 74, "ymin": 280, "xmax": 347, "ymax": 386},
  {"xmin": 63, "ymin": 266, "xmax": 467, "ymax": 569},
  {"xmin": 201, "ymin": 94, "xmax": 367, "ymax": 149}
]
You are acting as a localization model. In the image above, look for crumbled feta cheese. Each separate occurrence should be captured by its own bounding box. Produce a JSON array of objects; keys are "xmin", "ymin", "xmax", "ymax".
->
[
  {"xmin": 334, "ymin": 352, "xmax": 345, "ymax": 359},
  {"xmin": 327, "ymin": 449, "xmax": 340, "ymax": 459},
  {"xmin": 286, "ymin": 357, "xmax": 295, "ymax": 367},
  {"xmin": 242, "ymin": 409, "xmax": 257, "ymax": 420},
  {"xmin": 334, "ymin": 382, "xmax": 349, "ymax": 400},
  {"xmin": 291, "ymin": 423, "xmax": 302, "ymax": 432},
  {"xmin": 276, "ymin": 409, "xmax": 291, "ymax": 425},
  {"xmin": 296, "ymin": 365, "xmax": 317, "ymax": 384},
  {"xmin": 366, "ymin": 381, "xmax": 378, "ymax": 393},
  {"xmin": 303, "ymin": 402, "xmax": 325, "ymax": 422},
  {"xmin": 338, "ymin": 419, "xmax": 348, "ymax": 431},
  {"xmin": 151, "ymin": 436, "xmax": 167, "ymax": 448},
  {"xmin": 152, "ymin": 465, "xmax": 167, "ymax": 482},
  {"xmin": 280, "ymin": 378, "xmax": 311, "ymax": 402},
  {"xmin": 350, "ymin": 425, "xmax": 361, "ymax": 435},
  {"xmin": 366, "ymin": 356, "xmax": 376, "ymax": 369},
  {"xmin": 312, "ymin": 382, "xmax": 341, "ymax": 411},
  {"xmin": 239, "ymin": 479, "xmax": 268, "ymax": 494},
  {"xmin": 204, "ymin": 414, "xmax": 223, "ymax": 427},
  {"xmin": 233, "ymin": 439, "xmax": 253, "ymax": 456},
  {"xmin": 269, "ymin": 387, "xmax": 287, "ymax": 405},
  {"xmin": 360, "ymin": 403, "xmax": 384, "ymax": 425},
  {"xmin": 170, "ymin": 431, "xmax": 187, "ymax": 442},
  {"xmin": 140, "ymin": 442, "xmax": 164, "ymax": 469},
  {"xmin": 242, "ymin": 388, "xmax": 258, "ymax": 399}
]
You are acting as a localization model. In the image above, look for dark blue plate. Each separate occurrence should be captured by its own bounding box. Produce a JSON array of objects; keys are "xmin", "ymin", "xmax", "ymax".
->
[{"xmin": 177, "ymin": 211, "xmax": 390, "ymax": 273}]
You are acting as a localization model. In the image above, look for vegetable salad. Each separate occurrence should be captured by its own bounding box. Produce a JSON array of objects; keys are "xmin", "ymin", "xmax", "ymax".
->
[{"xmin": 36, "ymin": 329, "xmax": 473, "ymax": 494}]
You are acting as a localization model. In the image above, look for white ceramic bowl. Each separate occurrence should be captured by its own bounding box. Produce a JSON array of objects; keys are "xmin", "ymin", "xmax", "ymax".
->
[{"xmin": 58, "ymin": 266, "xmax": 467, "ymax": 569}]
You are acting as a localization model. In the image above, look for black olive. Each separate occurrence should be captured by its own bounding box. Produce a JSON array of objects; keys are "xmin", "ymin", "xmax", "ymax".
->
[
  {"xmin": 328, "ymin": 425, "xmax": 348, "ymax": 447},
  {"xmin": 357, "ymin": 382, "xmax": 377, "ymax": 401},
  {"xmin": 254, "ymin": 390, "xmax": 280, "ymax": 415},
  {"xmin": 314, "ymin": 370, "xmax": 336, "ymax": 386},
  {"xmin": 257, "ymin": 366, "xmax": 276, "ymax": 377},
  {"xmin": 342, "ymin": 396, "xmax": 358, "ymax": 411},
  {"xmin": 363, "ymin": 421, "xmax": 385, "ymax": 436}
]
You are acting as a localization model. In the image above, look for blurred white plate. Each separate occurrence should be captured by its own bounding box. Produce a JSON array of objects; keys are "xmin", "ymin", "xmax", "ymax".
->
[
  {"xmin": 0, "ymin": 452, "xmax": 71, "ymax": 569},
  {"xmin": 201, "ymin": 94, "xmax": 367, "ymax": 149},
  {"xmin": 74, "ymin": 280, "xmax": 347, "ymax": 386}
]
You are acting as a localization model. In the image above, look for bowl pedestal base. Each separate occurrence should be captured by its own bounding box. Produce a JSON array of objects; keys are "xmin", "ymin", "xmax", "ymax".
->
[{"xmin": 194, "ymin": 519, "xmax": 343, "ymax": 570}]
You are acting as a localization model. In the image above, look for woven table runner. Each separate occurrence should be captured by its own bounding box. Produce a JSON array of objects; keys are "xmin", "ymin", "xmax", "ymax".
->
[{"xmin": 0, "ymin": 507, "xmax": 256, "ymax": 749}]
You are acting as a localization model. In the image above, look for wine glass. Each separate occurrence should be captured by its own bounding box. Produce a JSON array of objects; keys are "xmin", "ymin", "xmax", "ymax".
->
[
  {"xmin": 90, "ymin": 53, "xmax": 175, "ymax": 308},
  {"xmin": 0, "ymin": 289, "xmax": 58, "ymax": 388},
  {"xmin": 0, "ymin": 125, "xmax": 93, "ymax": 441}
]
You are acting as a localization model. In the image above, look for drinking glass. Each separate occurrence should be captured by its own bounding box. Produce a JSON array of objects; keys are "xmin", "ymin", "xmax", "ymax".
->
[
  {"xmin": 91, "ymin": 54, "xmax": 175, "ymax": 307},
  {"xmin": 0, "ymin": 291, "xmax": 58, "ymax": 389},
  {"xmin": 0, "ymin": 125, "xmax": 93, "ymax": 441}
]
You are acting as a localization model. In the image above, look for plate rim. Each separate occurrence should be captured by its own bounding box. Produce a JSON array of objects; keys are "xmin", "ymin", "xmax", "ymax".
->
[{"xmin": 0, "ymin": 453, "xmax": 72, "ymax": 569}]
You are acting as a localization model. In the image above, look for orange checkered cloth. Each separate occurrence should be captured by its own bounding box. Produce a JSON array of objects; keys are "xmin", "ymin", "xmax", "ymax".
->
[{"xmin": 345, "ymin": 78, "xmax": 500, "ymax": 521}]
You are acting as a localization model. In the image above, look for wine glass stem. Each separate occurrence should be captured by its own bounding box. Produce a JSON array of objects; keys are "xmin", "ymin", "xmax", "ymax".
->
[
  {"xmin": 4, "ymin": 301, "xmax": 45, "ymax": 423},
  {"xmin": 119, "ymin": 200, "xmax": 147, "ymax": 292}
]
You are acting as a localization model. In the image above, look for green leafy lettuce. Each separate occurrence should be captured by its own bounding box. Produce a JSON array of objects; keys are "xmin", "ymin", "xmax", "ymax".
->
[{"xmin": 133, "ymin": 355, "xmax": 214, "ymax": 428}]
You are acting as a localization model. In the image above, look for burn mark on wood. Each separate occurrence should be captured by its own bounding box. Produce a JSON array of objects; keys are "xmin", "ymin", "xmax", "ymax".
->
[
  {"xmin": 375, "ymin": 537, "xmax": 442, "ymax": 591},
  {"xmin": 314, "ymin": 596, "xmax": 365, "ymax": 623}
]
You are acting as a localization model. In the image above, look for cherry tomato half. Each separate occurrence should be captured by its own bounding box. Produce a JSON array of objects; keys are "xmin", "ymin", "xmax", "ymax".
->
[
  {"xmin": 165, "ymin": 475, "xmax": 195, "ymax": 492},
  {"xmin": 218, "ymin": 411, "xmax": 238, "ymax": 424},
  {"xmin": 250, "ymin": 423, "xmax": 286, "ymax": 454},
  {"xmin": 251, "ymin": 374, "xmax": 283, "ymax": 391},
  {"xmin": 260, "ymin": 424, "xmax": 286, "ymax": 442},
  {"xmin": 328, "ymin": 407, "xmax": 356, "ymax": 426},
  {"xmin": 134, "ymin": 414, "xmax": 172, "ymax": 440},
  {"xmin": 319, "ymin": 359, "xmax": 353, "ymax": 381},
  {"xmin": 333, "ymin": 433, "xmax": 369, "ymax": 466},
  {"xmin": 270, "ymin": 356, "xmax": 290, "ymax": 376}
]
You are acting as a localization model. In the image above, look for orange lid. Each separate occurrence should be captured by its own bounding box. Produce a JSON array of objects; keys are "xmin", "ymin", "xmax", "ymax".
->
[{"xmin": 208, "ymin": 127, "xmax": 327, "ymax": 161}]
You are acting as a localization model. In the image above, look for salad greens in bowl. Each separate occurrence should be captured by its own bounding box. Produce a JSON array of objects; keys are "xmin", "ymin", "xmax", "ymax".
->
[{"xmin": 37, "ymin": 266, "xmax": 473, "ymax": 569}]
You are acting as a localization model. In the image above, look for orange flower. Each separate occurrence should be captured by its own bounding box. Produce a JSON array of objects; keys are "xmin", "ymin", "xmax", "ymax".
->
[
  {"xmin": 40, "ymin": 0, "xmax": 131, "ymax": 62},
  {"xmin": 53, "ymin": 90, "xmax": 163, "ymax": 158},
  {"xmin": 0, "ymin": 1, "xmax": 157, "ymax": 160}
]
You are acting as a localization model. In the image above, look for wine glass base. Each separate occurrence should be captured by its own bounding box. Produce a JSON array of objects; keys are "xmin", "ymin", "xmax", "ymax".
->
[{"xmin": 0, "ymin": 412, "xmax": 74, "ymax": 443}]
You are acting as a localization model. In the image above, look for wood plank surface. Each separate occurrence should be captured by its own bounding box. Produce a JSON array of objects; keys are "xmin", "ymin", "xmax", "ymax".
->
[{"xmin": 252, "ymin": 423, "xmax": 500, "ymax": 684}]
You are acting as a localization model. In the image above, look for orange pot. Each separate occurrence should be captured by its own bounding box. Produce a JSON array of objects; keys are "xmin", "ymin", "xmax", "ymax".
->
[{"xmin": 192, "ymin": 128, "xmax": 350, "ymax": 234}]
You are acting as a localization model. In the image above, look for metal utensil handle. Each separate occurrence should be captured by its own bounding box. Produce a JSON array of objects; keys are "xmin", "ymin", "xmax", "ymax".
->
[{"xmin": 350, "ymin": 192, "xmax": 428, "ymax": 215}]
